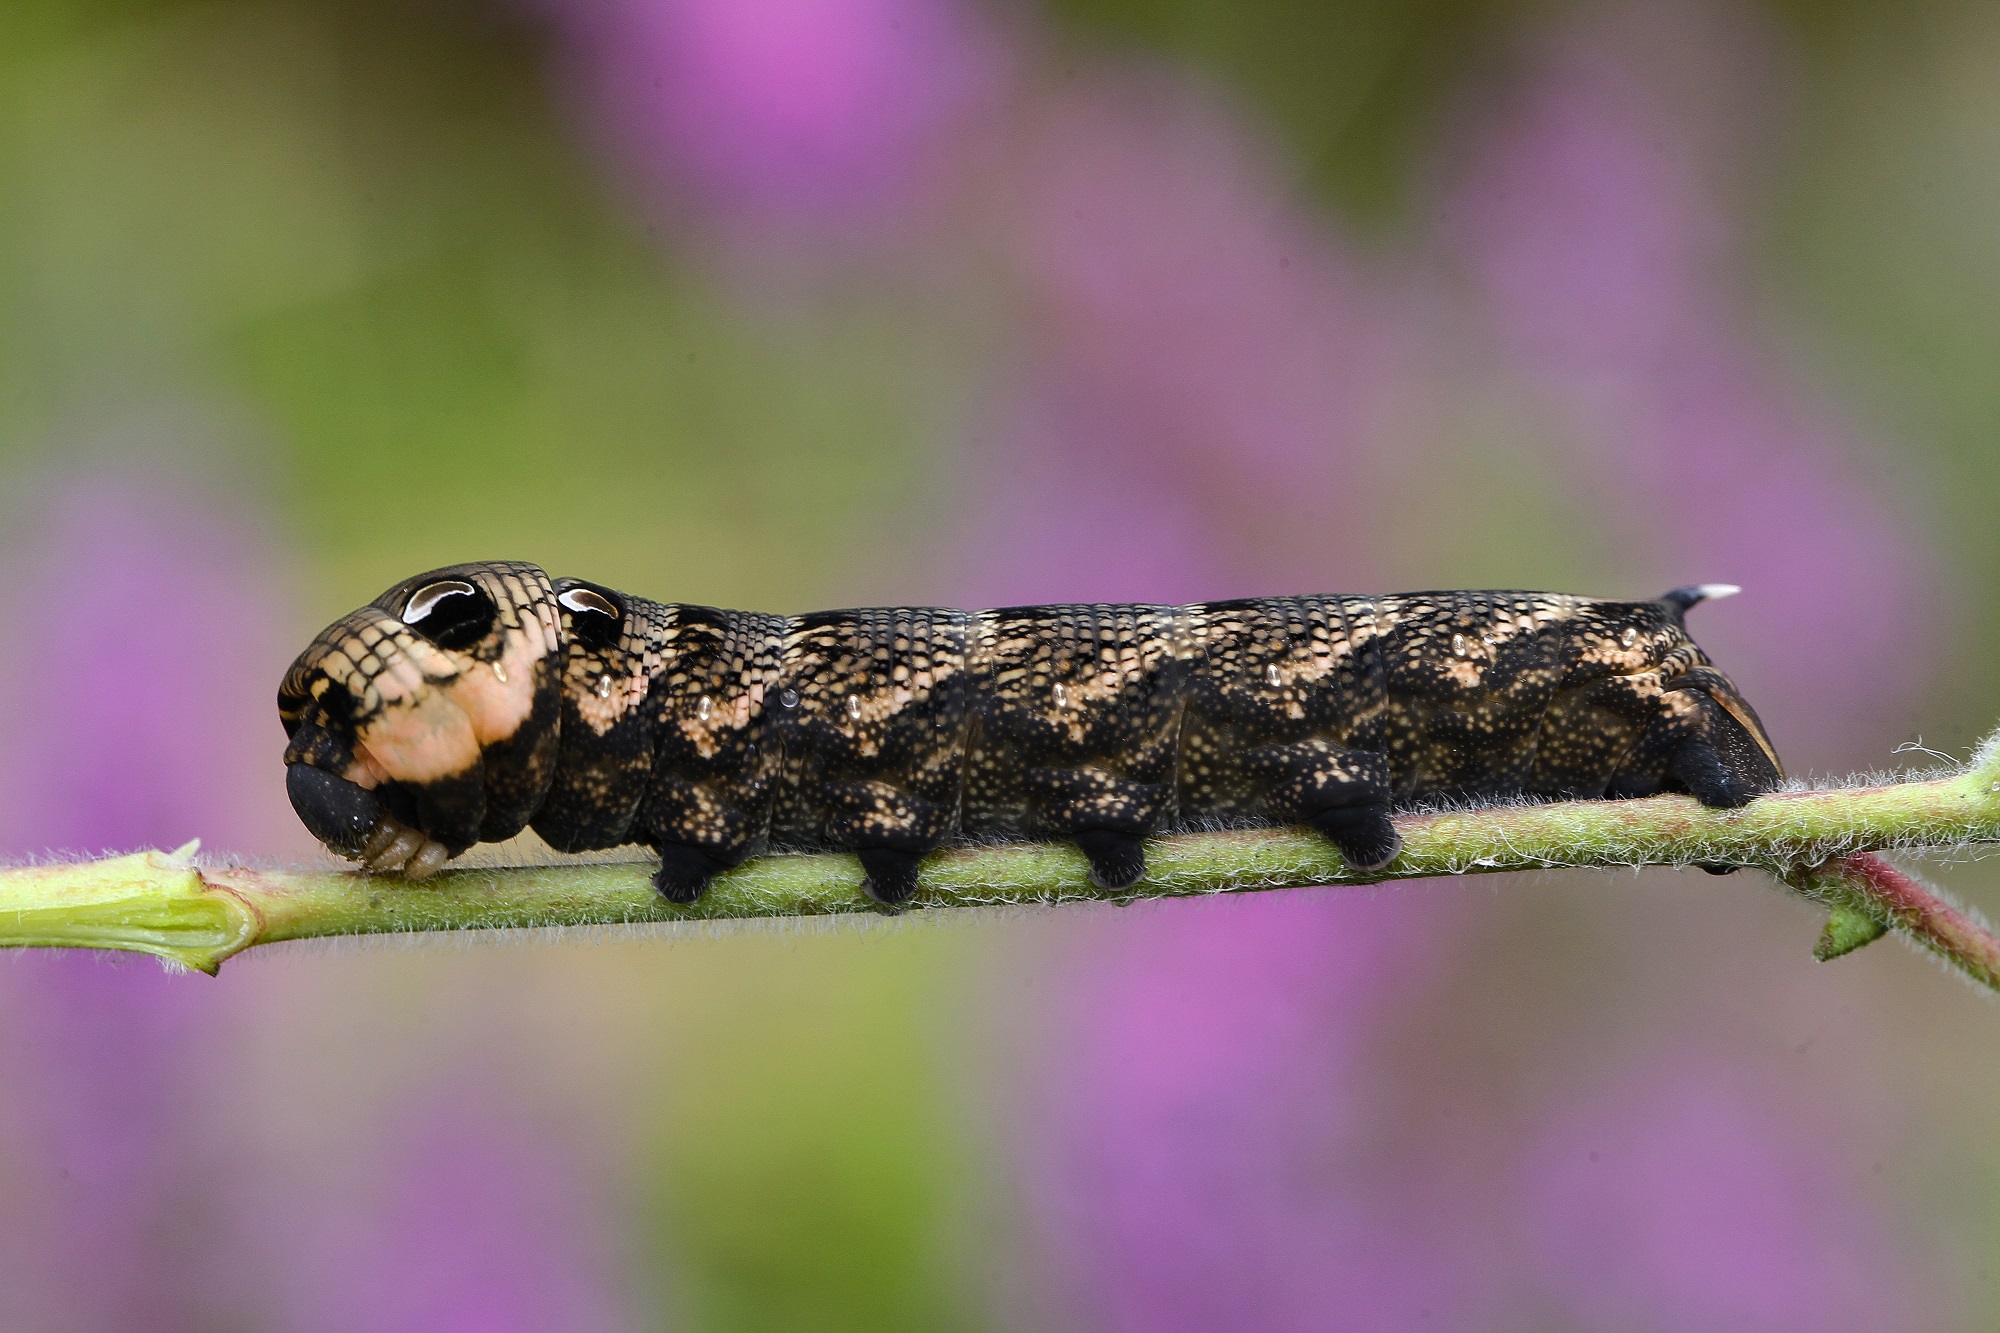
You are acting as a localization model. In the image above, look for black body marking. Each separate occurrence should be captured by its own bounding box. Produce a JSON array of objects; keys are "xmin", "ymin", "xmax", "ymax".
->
[
  {"xmin": 285, "ymin": 761, "xmax": 385, "ymax": 857},
  {"xmin": 279, "ymin": 568, "xmax": 1785, "ymax": 897}
]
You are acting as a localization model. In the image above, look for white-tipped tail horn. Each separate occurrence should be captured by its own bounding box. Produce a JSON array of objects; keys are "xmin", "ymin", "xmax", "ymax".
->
[{"xmin": 1660, "ymin": 584, "xmax": 1743, "ymax": 612}]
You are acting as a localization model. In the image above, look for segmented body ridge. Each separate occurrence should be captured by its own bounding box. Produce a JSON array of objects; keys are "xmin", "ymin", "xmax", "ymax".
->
[{"xmin": 279, "ymin": 565, "xmax": 1784, "ymax": 904}]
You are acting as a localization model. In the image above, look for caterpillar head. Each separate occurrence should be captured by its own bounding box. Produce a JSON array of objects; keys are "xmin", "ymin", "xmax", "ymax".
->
[{"xmin": 278, "ymin": 561, "xmax": 563, "ymax": 877}]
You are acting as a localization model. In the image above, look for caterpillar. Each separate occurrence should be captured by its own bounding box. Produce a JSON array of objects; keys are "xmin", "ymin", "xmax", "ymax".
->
[{"xmin": 278, "ymin": 562, "xmax": 1784, "ymax": 904}]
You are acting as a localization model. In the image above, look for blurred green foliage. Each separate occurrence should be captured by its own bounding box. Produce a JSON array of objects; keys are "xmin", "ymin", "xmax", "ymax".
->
[
  {"xmin": 642, "ymin": 930, "xmax": 982, "ymax": 1332},
  {"xmin": 1, "ymin": 0, "xmax": 967, "ymax": 617},
  {"xmin": 1760, "ymin": 1, "xmax": 2000, "ymax": 733},
  {"xmin": 1043, "ymin": 0, "xmax": 1538, "ymax": 224}
]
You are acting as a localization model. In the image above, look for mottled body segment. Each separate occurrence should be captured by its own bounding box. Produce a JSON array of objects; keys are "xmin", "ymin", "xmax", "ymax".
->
[
  {"xmin": 960, "ymin": 603, "xmax": 1188, "ymax": 888},
  {"xmin": 280, "ymin": 566, "xmax": 1784, "ymax": 904}
]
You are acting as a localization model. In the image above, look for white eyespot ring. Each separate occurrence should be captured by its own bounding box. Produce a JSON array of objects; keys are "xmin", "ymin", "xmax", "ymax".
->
[
  {"xmin": 559, "ymin": 587, "xmax": 621, "ymax": 619},
  {"xmin": 402, "ymin": 579, "xmax": 478, "ymax": 626}
]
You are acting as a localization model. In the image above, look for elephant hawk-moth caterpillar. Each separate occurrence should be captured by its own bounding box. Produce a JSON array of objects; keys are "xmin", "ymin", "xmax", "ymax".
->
[{"xmin": 279, "ymin": 562, "xmax": 1784, "ymax": 904}]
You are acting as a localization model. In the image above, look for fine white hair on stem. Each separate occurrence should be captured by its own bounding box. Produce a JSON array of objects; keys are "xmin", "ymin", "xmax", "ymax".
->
[{"xmin": 6, "ymin": 729, "xmax": 2000, "ymax": 992}]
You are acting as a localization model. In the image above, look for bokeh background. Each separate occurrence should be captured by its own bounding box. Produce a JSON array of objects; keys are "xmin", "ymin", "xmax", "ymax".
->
[{"xmin": 3, "ymin": 0, "xmax": 1999, "ymax": 1327}]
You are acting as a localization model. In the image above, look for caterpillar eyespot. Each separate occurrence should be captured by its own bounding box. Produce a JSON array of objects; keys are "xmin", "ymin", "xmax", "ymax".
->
[
  {"xmin": 402, "ymin": 578, "xmax": 476, "ymax": 624},
  {"xmin": 399, "ymin": 579, "xmax": 492, "ymax": 650},
  {"xmin": 278, "ymin": 563, "xmax": 1783, "ymax": 906},
  {"xmin": 558, "ymin": 584, "xmax": 623, "ymax": 650}
]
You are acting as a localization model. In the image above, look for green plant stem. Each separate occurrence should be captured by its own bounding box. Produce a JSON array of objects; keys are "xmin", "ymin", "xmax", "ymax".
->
[
  {"xmin": 1786, "ymin": 853, "xmax": 1999, "ymax": 987},
  {"xmin": 6, "ymin": 734, "xmax": 2000, "ymax": 982}
]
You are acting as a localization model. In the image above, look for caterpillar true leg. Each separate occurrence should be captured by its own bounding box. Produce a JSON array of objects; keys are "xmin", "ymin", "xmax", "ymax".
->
[{"xmin": 404, "ymin": 770, "xmax": 487, "ymax": 858}]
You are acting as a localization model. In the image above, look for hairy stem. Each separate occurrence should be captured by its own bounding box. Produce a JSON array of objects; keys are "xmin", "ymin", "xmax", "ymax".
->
[{"xmin": 6, "ymin": 735, "xmax": 2000, "ymax": 982}]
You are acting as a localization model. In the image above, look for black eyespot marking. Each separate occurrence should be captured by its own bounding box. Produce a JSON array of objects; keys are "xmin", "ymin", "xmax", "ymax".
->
[
  {"xmin": 558, "ymin": 584, "xmax": 624, "ymax": 650},
  {"xmin": 401, "ymin": 578, "xmax": 495, "ymax": 650}
]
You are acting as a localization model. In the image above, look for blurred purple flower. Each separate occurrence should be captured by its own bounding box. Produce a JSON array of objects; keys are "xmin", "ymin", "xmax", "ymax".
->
[
  {"xmin": 0, "ymin": 471, "xmax": 298, "ymax": 858},
  {"xmin": 0, "ymin": 959, "xmax": 213, "ymax": 1332},
  {"xmin": 282, "ymin": 1086, "xmax": 633, "ymax": 1333},
  {"xmin": 1443, "ymin": 4, "xmax": 1932, "ymax": 762},
  {"xmin": 0, "ymin": 466, "xmax": 295, "ymax": 1329},
  {"xmin": 1029, "ymin": 893, "xmax": 1460, "ymax": 1332},
  {"xmin": 546, "ymin": 0, "xmax": 1004, "ymax": 236},
  {"xmin": 995, "ymin": 75, "xmax": 1407, "ymax": 571},
  {"xmin": 959, "ymin": 78, "xmax": 1409, "ymax": 612},
  {"xmin": 1525, "ymin": 1061, "xmax": 1908, "ymax": 1331},
  {"xmin": 954, "ymin": 379, "xmax": 1238, "ymax": 608}
]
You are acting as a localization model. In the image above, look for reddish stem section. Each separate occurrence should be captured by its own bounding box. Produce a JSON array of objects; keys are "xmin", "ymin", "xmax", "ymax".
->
[{"xmin": 1815, "ymin": 853, "xmax": 2000, "ymax": 991}]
